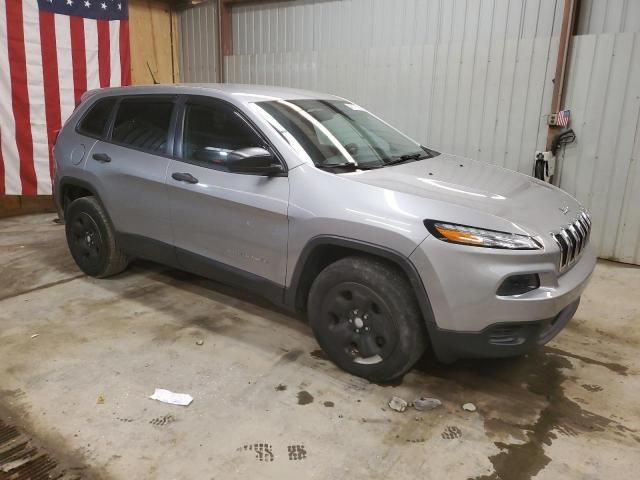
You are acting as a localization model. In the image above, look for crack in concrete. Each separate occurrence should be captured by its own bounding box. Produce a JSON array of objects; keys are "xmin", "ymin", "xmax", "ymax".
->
[{"xmin": 0, "ymin": 274, "xmax": 85, "ymax": 302}]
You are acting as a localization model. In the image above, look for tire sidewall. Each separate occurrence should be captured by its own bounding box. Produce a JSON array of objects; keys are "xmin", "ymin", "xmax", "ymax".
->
[
  {"xmin": 65, "ymin": 197, "xmax": 113, "ymax": 277},
  {"xmin": 308, "ymin": 257, "xmax": 426, "ymax": 382}
]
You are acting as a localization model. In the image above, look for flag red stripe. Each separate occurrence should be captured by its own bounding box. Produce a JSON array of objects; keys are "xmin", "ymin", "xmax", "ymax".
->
[
  {"xmin": 39, "ymin": 10, "xmax": 62, "ymax": 183},
  {"xmin": 119, "ymin": 20, "xmax": 131, "ymax": 85},
  {"xmin": 5, "ymin": 0, "xmax": 37, "ymax": 195},
  {"xmin": 70, "ymin": 16, "xmax": 87, "ymax": 105},
  {"xmin": 97, "ymin": 20, "xmax": 110, "ymax": 88}
]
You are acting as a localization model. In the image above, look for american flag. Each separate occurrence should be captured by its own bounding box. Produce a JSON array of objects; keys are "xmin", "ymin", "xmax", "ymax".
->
[
  {"xmin": 0, "ymin": 0, "xmax": 130, "ymax": 195},
  {"xmin": 556, "ymin": 109, "xmax": 571, "ymax": 128}
]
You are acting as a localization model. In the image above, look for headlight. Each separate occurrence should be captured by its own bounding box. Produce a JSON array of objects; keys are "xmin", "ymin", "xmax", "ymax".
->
[{"xmin": 424, "ymin": 220, "xmax": 542, "ymax": 250}]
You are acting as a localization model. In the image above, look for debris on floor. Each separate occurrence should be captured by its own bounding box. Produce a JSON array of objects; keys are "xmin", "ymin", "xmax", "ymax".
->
[
  {"xmin": 388, "ymin": 396, "xmax": 408, "ymax": 412},
  {"xmin": 195, "ymin": 339, "xmax": 204, "ymax": 346},
  {"xmin": 30, "ymin": 334, "xmax": 39, "ymax": 339},
  {"xmin": 149, "ymin": 388, "xmax": 193, "ymax": 406},
  {"xmin": 96, "ymin": 394, "xmax": 105, "ymax": 405},
  {"xmin": 412, "ymin": 397, "xmax": 442, "ymax": 411},
  {"xmin": 462, "ymin": 402, "xmax": 477, "ymax": 412}
]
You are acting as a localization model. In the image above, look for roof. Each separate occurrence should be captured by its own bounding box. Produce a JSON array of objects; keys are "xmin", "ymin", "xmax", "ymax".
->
[{"xmin": 87, "ymin": 83, "xmax": 341, "ymax": 104}]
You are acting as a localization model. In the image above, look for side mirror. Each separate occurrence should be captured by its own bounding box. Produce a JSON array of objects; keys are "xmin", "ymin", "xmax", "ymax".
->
[{"xmin": 226, "ymin": 147, "xmax": 284, "ymax": 176}]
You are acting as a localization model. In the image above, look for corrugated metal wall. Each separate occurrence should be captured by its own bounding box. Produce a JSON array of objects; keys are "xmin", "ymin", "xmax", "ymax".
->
[
  {"xmin": 559, "ymin": 31, "xmax": 640, "ymax": 264},
  {"xmin": 576, "ymin": 0, "xmax": 640, "ymax": 34},
  {"xmin": 225, "ymin": 0, "xmax": 563, "ymax": 174},
  {"xmin": 179, "ymin": 1, "xmax": 219, "ymax": 83},
  {"xmin": 177, "ymin": 0, "xmax": 640, "ymax": 265}
]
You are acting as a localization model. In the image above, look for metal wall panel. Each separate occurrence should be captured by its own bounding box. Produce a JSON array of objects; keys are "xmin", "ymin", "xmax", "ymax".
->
[
  {"xmin": 227, "ymin": 0, "xmax": 563, "ymax": 174},
  {"xmin": 559, "ymin": 32, "xmax": 640, "ymax": 264},
  {"xmin": 179, "ymin": 1, "xmax": 219, "ymax": 83},
  {"xmin": 577, "ymin": 0, "xmax": 640, "ymax": 35}
]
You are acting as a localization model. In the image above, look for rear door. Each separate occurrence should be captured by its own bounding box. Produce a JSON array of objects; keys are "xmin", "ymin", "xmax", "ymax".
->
[
  {"xmin": 166, "ymin": 95, "xmax": 289, "ymax": 292},
  {"xmin": 83, "ymin": 95, "xmax": 176, "ymax": 245}
]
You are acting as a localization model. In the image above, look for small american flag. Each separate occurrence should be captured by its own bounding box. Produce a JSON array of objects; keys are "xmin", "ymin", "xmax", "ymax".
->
[
  {"xmin": 556, "ymin": 109, "xmax": 571, "ymax": 128},
  {"xmin": 0, "ymin": 0, "xmax": 130, "ymax": 195}
]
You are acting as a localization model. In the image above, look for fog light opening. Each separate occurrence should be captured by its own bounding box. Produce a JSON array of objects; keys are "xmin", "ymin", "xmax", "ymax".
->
[{"xmin": 496, "ymin": 273, "xmax": 540, "ymax": 296}]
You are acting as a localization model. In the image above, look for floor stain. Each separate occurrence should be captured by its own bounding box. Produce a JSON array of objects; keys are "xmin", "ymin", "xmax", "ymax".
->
[
  {"xmin": 310, "ymin": 349, "xmax": 328, "ymax": 361},
  {"xmin": 581, "ymin": 384, "xmax": 604, "ymax": 392},
  {"xmin": 297, "ymin": 391, "xmax": 314, "ymax": 405},
  {"xmin": 545, "ymin": 346, "xmax": 628, "ymax": 375},
  {"xmin": 280, "ymin": 349, "xmax": 303, "ymax": 363},
  {"xmin": 323, "ymin": 401, "xmax": 334, "ymax": 408},
  {"xmin": 470, "ymin": 351, "xmax": 633, "ymax": 480},
  {"xmin": 274, "ymin": 384, "xmax": 287, "ymax": 392}
]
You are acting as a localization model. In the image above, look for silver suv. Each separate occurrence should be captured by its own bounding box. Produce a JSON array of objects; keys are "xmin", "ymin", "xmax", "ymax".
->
[{"xmin": 53, "ymin": 84, "xmax": 596, "ymax": 381}]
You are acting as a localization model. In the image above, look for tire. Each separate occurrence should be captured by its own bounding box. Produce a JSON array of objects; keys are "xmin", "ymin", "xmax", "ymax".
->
[
  {"xmin": 307, "ymin": 256, "xmax": 427, "ymax": 382},
  {"xmin": 64, "ymin": 196, "xmax": 129, "ymax": 278}
]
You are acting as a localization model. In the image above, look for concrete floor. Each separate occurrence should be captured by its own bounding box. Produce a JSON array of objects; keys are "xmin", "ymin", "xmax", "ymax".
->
[{"xmin": 1, "ymin": 213, "xmax": 639, "ymax": 480}]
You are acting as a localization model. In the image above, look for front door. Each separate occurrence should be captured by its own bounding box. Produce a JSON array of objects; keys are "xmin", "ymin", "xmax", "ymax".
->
[{"xmin": 166, "ymin": 97, "xmax": 289, "ymax": 295}]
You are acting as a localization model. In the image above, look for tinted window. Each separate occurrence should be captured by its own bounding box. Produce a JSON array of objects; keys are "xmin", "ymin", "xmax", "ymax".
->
[
  {"xmin": 111, "ymin": 98, "xmax": 174, "ymax": 154},
  {"xmin": 182, "ymin": 102, "xmax": 264, "ymax": 169},
  {"xmin": 77, "ymin": 98, "xmax": 116, "ymax": 137}
]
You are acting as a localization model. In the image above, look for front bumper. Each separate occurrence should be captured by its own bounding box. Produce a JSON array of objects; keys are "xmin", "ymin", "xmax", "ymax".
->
[
  {"xmin": 428, "ymin": 298, "xmax": 580, "ymax": 362},
  {"xmin": 409, "ymin": 234, "xmax": 596, "ymax": 361}
]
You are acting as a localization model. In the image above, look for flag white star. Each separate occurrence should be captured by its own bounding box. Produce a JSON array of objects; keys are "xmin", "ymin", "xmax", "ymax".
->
[
  {"xmin": 117, "ymin": 3, "xmax": 122, "ymax": 10},
  {"xmin": 101, "ymin": 2, "xmax": 107, "ymax": 9},
  {"xmin": 84, "ymin": 1, "xmax": 91, "ymax": 7},
  {"xmin": 66, "ymin": 0, "xmax": 74, "ymax": 6}
]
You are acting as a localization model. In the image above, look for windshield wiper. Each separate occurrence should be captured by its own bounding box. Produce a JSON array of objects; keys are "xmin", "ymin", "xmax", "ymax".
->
[
  {"xmin": 384, "ymin": 152, "xmax": 430, "ymax": 166},
  {"xmin": 315, "ymin": 163, "xmax": 380, "ymax": 171}
]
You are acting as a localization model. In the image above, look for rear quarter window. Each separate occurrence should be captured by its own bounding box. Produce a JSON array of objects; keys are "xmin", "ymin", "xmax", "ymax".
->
[{"xmin": 77, "ymin": 97, "xmax": 116, "ymax": 138}]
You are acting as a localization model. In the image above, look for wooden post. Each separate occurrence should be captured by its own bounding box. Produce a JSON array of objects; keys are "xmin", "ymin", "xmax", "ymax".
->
[
  {"xmin": 546, "ymin": 0, "xmax": 580, "ymax": 150},
  {"xmin": 218, "ymin": 0, "xmax": 233, "ymax": 82}
]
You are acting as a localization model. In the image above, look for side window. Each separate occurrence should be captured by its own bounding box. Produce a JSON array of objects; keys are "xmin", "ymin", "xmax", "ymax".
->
[
  {"xmin": 182, "ymin": 102, "xmax": 265, "ymax": 170},
  {"xmin": 77, "ymin": 98, "xmax": 116, "ymax": 138},
  {"xmin": 111, "ymin": 98, "xmax": 174, "ymax": 154}
]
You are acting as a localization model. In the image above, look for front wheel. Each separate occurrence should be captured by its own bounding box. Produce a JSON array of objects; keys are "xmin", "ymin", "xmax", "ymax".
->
[{"xmin": 307, "ymin": 256, "xmax": 427, "ymax": 382}]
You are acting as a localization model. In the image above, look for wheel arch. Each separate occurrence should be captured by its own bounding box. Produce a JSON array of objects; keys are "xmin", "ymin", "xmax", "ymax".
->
[
  {"xmin": 57, "ymin": 176, "xmax": 104, "ymax": 219},
  {"xmin": 285, "ymin": 236, "xmax": 436, "ymax": 327}
]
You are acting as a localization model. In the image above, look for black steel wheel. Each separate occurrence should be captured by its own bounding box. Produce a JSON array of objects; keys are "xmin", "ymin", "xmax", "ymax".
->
[
  {"xmin": 65, "ymin": 196, "xmax": 128, "ymax": 277},
  {"xmin": 308, "ymin": 256, "xmax": 427, "ymax": 382}
]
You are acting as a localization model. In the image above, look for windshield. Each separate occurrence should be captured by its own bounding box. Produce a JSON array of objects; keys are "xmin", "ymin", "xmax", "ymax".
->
[{"xmin": 251, "ymin": 99, "xmax": 437, "ymax": 170}]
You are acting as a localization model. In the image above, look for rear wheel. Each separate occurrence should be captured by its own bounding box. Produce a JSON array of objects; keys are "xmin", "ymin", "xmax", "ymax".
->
[
  {"xmin": 65, "ymin": 196, "xmax": 128, "ymax": 278},
  {"xmin": 307, "ymin": 256, "xmax": 427, "ymax": 382}
]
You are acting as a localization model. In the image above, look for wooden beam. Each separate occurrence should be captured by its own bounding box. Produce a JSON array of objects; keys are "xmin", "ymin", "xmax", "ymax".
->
[
  {"xmin": 546, "ymin": 0, "xmax": 580, "ymax": 150},
  {"xmin": 0, "ymin": 196, "xmax": 55, "ymax": 219}
]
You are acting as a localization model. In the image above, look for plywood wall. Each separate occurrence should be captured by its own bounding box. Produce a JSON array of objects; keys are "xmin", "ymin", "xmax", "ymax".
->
[{"xmin": 129, "ymin": 0, "xmax": 180, "ymax": 84}]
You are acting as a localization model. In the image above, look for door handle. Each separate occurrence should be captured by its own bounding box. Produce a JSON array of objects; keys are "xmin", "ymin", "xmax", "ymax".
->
[
  {"xmin": 171, "ymin": 172, "xmax": 199, "ymax": 184},
  {"xmin": 92, "ymin": 153, "xmax": 111, "ymax": 163}
]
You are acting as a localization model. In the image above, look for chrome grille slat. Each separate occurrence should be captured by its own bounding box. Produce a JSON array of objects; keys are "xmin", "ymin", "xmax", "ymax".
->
[
  {"xmin": 551, "ymin": 211, "xmax": 592, "ymax": 272},
  {"xmin": 569, "ymin": 224, "xmax": 582, "ymax": 254}
]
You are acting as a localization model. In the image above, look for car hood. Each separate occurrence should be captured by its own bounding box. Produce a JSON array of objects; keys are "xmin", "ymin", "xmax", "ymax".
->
[{"xmin": 345, "ymin": 153, "xmax": 583, "ymax": 235}]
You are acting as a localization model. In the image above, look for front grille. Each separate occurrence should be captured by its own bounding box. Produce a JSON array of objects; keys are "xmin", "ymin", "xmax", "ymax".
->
[{"xmin": 551, "ymin": 210, "xmax": 592, "ymax": 272}]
